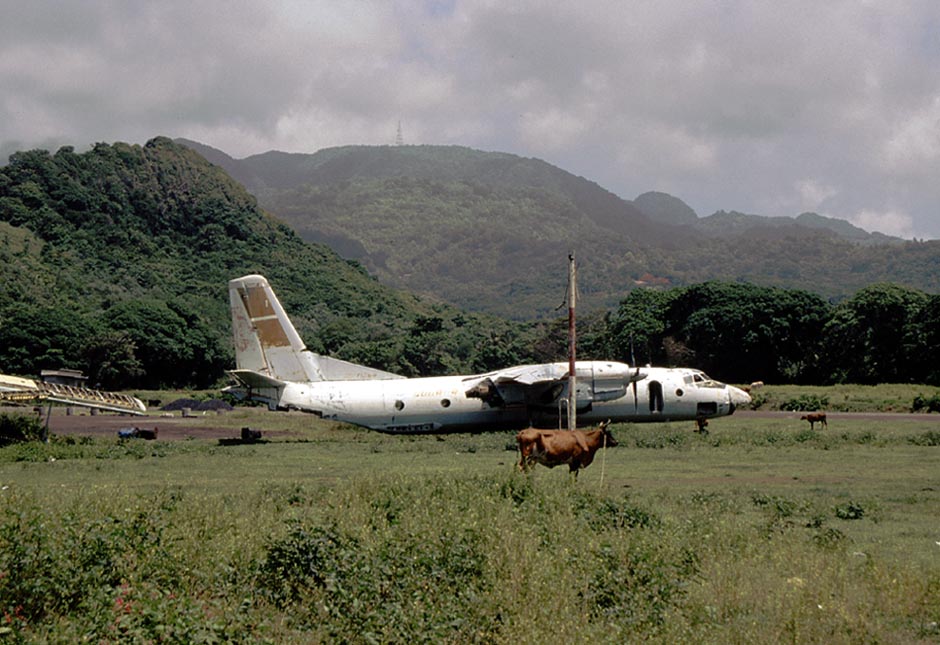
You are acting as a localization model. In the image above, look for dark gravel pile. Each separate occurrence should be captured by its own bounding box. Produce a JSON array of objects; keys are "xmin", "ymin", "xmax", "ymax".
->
[{"xmin": 161, "ymin": 398, "xmax": 234, "ymax": 412}]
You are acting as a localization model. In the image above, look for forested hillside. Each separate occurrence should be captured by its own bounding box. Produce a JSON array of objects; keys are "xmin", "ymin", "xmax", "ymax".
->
[
  {"xmin": 182, "ymin": 141, "xmax": 674, "ymax": 317},
  {"xmin": 180, "ymin": 140, "xmax": 940, "ymax": 319},
  {"xmin": 2, "ymin": 138, "xmax": 939, "ymax": 390},
  {"xmin": 0, "ymin": 138, "xmax": 540, "ymax": 389}
]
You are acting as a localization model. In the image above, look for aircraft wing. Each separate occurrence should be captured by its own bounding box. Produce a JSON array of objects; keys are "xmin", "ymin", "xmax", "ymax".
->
[
  {"xmin": 488, "ymin": 363, "xmax": 570, "ymax": 386},
  {"xmin": 464, "ymin": 361, "xmax": 646, "ymax": 408}
]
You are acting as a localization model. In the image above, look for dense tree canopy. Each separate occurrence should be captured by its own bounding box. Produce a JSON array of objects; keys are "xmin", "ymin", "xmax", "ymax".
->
[
  {"xmin": 907, "ymin": 294, "xmax": 940, "ymax": 384},
  {"xmin": 820, "ymin": 284, "xmax": 929, "ymax": 384},
  {"xmin": 0, "ymin": 303, "xmax": 94, "ymax": 377},
  {"xmin": 590, "ymin": 282, "xmax": 938, "ymax": 385}
]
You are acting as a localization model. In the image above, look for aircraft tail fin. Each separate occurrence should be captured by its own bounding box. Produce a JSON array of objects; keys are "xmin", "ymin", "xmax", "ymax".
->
[{"xmin": 228, "ymin": 275, "xmax": 403, "ymax": 383}]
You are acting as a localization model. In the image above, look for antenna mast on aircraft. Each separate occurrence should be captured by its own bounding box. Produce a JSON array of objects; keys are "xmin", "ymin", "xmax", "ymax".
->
[{"xmin": 567, "ymin": 252, "xmax": 577, "ymax": 431}]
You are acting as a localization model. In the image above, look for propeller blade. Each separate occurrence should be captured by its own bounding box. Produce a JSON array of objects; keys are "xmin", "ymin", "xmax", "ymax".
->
[{"xmin": 630, "ymin": 334, "xmax": 638, "ymax": 412}]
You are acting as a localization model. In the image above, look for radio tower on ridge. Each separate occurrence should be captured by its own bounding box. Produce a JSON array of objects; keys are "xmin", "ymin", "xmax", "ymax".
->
[{"xmin": 395, "ymin": 120, "xmax": 404, "ymax": 146}]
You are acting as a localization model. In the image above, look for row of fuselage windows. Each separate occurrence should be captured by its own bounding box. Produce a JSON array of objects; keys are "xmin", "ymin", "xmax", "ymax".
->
[{"xmin": 393, "ymin": 398, "xmax": 451, "ymax": 411}]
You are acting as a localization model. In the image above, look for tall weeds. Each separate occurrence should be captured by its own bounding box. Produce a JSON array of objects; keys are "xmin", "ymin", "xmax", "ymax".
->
[{"xmin": 0, "ymin": 466, "xmax": 936, "ymax": 642}]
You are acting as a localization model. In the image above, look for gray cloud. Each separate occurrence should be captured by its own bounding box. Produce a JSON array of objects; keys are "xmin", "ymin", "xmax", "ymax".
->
[{"xmin": 2, "ymin": 0, "xmax": 939, "ymax": 239}]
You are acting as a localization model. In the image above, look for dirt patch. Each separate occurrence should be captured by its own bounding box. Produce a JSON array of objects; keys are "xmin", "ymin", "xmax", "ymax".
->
[
  {"xmin": 737, "ymin": 410, "xmax": 940, "ymax": 423},
  {"xmin": 49, "ymin": 414, "xmax": 238, "ymax": 441},
  {"xmin": 2, "ymin": 406, "xmax": 289, "ymax": 442}
]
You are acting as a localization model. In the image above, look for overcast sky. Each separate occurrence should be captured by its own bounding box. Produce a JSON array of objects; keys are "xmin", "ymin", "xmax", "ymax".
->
[{"xmin": 2, "ymin": 1, "xmax": 939, "ymax": 239}]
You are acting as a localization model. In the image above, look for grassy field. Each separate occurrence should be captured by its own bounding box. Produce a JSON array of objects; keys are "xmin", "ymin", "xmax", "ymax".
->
[
  {"xmin": 742, "ymin": 382, "xmax": 940, "ymax": 413},
  {"xmin": 1, "ymin": 394, "xmax": 939, "ymax": 643}
]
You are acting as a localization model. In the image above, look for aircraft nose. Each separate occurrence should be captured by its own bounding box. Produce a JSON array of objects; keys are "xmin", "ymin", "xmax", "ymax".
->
[{"xmin": 728, "ymin": 385, "xmax": 752, "ymax": 408}]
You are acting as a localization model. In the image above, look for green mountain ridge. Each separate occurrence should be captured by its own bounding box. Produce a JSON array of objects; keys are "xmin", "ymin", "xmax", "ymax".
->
[
  {"xmin": 184, "ymin": 139, "xmax": 903, "ymax": 247},
  {"xmin": 178, "ymin": 140, "xmax": 938, "ymax": 318}
]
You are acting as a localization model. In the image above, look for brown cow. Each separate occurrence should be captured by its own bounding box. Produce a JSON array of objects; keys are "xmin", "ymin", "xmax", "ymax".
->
[
  {"xmin": 800, "ymin": 412, "xmax": 828, "ymax": 430},
  {"xmin": 516, "ymin": 420, "xmax": 617, "ymax": 477}
]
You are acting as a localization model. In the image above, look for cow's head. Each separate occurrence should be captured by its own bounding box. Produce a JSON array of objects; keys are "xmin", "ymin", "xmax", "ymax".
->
[{"xmin": 599, "ymin": 419, "xmax": 618, "ymax": 447}]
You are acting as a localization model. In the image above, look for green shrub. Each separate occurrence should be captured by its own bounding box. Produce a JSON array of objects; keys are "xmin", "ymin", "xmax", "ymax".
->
[
  {"xmin": 752, "ymin": 494, "xmax": 799, "ymax": 518},
  {"xmin": 748, "ymin": 391, "xmax": 768, "ymax": 409},
  {"xmin": 856, "ymin": 430, "xmax": 876, "ymax": 445},
  {"xmin": 779, "ymin": 394, "xmax": 829, "ymax": 411},
  {"xmin": 0, "ymin": 413, "xmax": 44, "ymax": 446},
  {"xmin": 0, "ymin": 505, "xmax": 147, "ymax": 624},
  {"xmin": 257, "ymin": 523, "xmax": 359, "ymax": 606},
  {"xmin": 835, "ymin": 501, "xmax": 866, "ymax": 520},
  {"xmin": 813, "ymin": 526, "xmax": 848, "ymax": 549},
  {"xmin": 256, "ymin": 519, "xmax": 491, "ymax": 641},
  {"xmin": 585, "ymin": 541, "xmax": 698, "ymax": 630},
  {"xmin": 498, "ymin": 474, "xmax": 533, "ymax": 506},
  {"xmin": 573, "ymin": 492, "xmax": 660, "ymax": 530},
  {"xmin": 908, "ymin": 430, "xmax": 940, "ymax": 446},
  {"xmin": 634, "ymin": 430, "xmax": 688, "ymax": 449},
  {"xmin": 795, "ymin": 427, "xmax": 819, "ymax": 443},
  {"xmin": 911, "ymin": 393, "xmax": 940, "ymax": 413}
]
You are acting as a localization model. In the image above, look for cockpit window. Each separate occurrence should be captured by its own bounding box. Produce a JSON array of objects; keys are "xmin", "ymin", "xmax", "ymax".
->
[{"xmin": 687, "ymin": 371, "xmax": 723, "ymax": 388}]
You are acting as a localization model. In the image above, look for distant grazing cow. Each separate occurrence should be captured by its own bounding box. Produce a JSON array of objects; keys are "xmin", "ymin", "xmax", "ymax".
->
[
  {"xmin": 516, "ymin": 420, "xmax": 617, "ymax": 478},
  {"xmin": 800, "ymin": 412, "xmax": 828, "ymax": 430},
  {"xmin": 750, "ymin": 381, "xmax": 765, "ymax": 390}
]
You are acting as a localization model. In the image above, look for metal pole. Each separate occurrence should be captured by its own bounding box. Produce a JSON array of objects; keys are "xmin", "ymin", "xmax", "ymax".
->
[
  {"xmin": 567, "ymin": 253, "xmax": 577, "ymax": 431},
  {"xmin": 43, "ymin": 401, "xmax": 52, "ymax": 443}
]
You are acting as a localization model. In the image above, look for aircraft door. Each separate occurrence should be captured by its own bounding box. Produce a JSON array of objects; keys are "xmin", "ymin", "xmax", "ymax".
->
[
  {"xmin": 648, "ymin": 381, "xmax": 664, "ymax": 413},
  {"xmin": 696, "ymin": 401, "xmax": 718, "ymax": 416}
]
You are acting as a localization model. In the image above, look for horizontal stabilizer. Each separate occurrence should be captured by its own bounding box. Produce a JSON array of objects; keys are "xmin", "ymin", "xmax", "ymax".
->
[{"xmin": 227, "ymin": 370, "xmax": 287, "ymax": 390}]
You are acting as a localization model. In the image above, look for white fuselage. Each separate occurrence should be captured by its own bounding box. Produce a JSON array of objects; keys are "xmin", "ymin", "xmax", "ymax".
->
[
  {"xmin": 225, "ymin": 275, "xmax": 751, "ymax": 434},
  {"xmin": 271, "ymin": 364, "xmax": 750, "ymax": 433}
]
